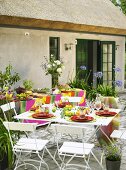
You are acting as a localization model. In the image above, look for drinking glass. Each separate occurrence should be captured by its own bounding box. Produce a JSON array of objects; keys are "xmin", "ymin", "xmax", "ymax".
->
[
  {"xmin": 90, "ymin": 101, "xmax": 95, "ymax": 112},
  {"xmin": 104, "ymin": 103, "xmax": 109, "ymax": 111},
  {"xmin": 95, "ymin": 100, "xmax": 102, "ymax": 111}
]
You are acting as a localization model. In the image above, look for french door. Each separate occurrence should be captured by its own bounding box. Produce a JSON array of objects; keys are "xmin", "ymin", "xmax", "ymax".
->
[{"xmin": 76, "ymin": 39, "xmax": 115, "ymax": 86}]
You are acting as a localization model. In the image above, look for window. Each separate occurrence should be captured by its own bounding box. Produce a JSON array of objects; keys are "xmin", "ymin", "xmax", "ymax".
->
[
  {"xmin": 49, "ymin": 37, "xmax": 60, "ymax": 87},
  {"xmin": 76, "ymin": 39, "xmax": 88, "ymax": 79},
  {"xmin": 49, "ymin": 37, "xmax": 60, "ymax": 60}
]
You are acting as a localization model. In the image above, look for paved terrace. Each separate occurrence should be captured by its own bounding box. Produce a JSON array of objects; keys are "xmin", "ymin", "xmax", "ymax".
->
[{"xmin": 14, "ymin": 92, "xmax": 126, "ymax": 170}]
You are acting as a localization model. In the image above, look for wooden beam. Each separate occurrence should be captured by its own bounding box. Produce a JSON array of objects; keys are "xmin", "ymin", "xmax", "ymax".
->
[{"xmin": 0, "ymin": 15, "xmax": 126, "ymax": 35}]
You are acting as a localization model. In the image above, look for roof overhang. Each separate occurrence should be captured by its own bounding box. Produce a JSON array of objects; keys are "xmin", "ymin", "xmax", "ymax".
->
[{"xmin": 0, "ymin": 15, "xmax": 126, "ymax": 36}]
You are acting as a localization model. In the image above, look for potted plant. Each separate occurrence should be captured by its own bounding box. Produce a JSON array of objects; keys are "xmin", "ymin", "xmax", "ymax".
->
[
  {"xmin": 23, "ymin": 79, "xmax": 33, "ymax": 91},
  {"xmin": 104, "ymin": 144, "xmax": 121, "ymax": 170},
  {"xmin": 0, "ymin": 118, "xmax": 14, "ymax": 170},
  {"xmin": 97, "ymin": 84, "xmax": 117, "ymax": 97},
  {"xmin": 96, "ymin": 84, "xmax": 119, "ymax": 109}
]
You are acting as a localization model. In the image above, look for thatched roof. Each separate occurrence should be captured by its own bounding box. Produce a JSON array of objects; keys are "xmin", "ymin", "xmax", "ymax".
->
[{"xmin": 0, "ymin": 0, "xmax": 126, "ymax": 35}]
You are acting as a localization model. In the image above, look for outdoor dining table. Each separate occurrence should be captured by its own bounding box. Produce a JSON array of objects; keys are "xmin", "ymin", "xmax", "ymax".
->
[{"xmin": 14, "ymin": 105, "xmax": 121, "ymax": 145}]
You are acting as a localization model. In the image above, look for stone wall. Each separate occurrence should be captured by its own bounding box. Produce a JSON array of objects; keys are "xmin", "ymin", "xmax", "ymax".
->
[{"xmin": 0, "ymin": 27, "xmax": 125, "ymax": 89}]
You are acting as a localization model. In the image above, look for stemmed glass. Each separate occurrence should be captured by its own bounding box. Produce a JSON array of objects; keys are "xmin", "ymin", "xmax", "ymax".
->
[
  {"xmin": 89, "ymin": 100, "xmax": 95, "ymax": 113},
  {"xmin": 95, "ymin": 100, "xmax": 102, "ymax": 111},
  {"xmin": 86, "ymin": 99, "xmax": 95, "ymax": 113},
  {"xmin": 104, "ymin": 103, "xmax": 109, "ymax": 112}
]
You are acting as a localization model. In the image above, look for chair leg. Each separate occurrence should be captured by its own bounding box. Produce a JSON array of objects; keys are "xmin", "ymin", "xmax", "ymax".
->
[
  {"xmin": 82, "ymin": 155, "xmax": 91, "ymax": 170},
  {"xmin": 14, "ymin": 151, "xmax": 22, "ymax": 170},
  {"xmin": 59, "ymin": 154, "xmax": 91, "ymax": 170},
  {"xmin": 15, "ymin": 163, "xmax": 38, "ymax": 170},
  {"xmin": 65, "ymin": 154, "xmax": 76, "ymax": 165},
  {"xmin": 91, "ymin": 151, "xmax": 104, "ymax": 169},
  {"xmin": 37, "ymin": 152, "xmax": 49, "ymax": 170},
  {"xmin": 60, "ymin": 154, "xmax": 66, "ymax": 170},
  {"xmin": 14, "ymin": 150, "xmax": 49, "ymax": 170},
  {"xmin": 45, "ymin": 147, "xmax": 60, "ymax": 168}
]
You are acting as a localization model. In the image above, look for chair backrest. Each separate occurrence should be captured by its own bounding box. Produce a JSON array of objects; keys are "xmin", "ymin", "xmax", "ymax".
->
[
  {"xmin": 3, "ymin": 122, "xmax": 38, "ymax": 152},
  {"xmin": 51, "ymin": 124, "xmax": 85, "ymax": 137},
  {"xmin": 3, "ymin": 121, "xmax": 37, "ymax": 132},
  {"xmin": 61, "ymin": 97, "xmax": 81, "ymax": 103},
  {"xmin": 0, "ymin": 102, "xmax": 18, "ymax": 121},
  {"xmin": 0, "ymin": 102, "xmax": 15, "ymax": 112}
]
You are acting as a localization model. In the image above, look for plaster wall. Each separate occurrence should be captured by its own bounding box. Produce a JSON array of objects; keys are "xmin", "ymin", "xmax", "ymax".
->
[{"xmin": 0, "ymin": 27, "xmax": 125, "ymax": 90}]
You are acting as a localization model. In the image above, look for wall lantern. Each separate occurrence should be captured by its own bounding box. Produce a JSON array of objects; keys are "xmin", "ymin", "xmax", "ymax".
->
[
  {"xmin": 64, "ymin": 43, "xmax": 74, "ymax": 50},
  {"xmin": 25, "ymin": 32, "xmax": 30, "ymax": 36}
]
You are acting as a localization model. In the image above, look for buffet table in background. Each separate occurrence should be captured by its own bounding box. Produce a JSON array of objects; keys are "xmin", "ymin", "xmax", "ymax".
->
[{"xmin": 15, "ymin": 90, "xmax": 86, "ymax": 114}]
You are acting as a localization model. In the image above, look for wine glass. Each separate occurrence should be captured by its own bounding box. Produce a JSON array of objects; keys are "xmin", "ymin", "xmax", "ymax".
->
[
  {"xmin": 95, "ymin": 100, "xmax": 102, "ymax": 111},
  {"xmin": 104, "ymin": 103, "xmax": 109, "ymax": 112},
  {"xmin": 89, "ymin": 100, "xmax": 95, "ymax": 113}
]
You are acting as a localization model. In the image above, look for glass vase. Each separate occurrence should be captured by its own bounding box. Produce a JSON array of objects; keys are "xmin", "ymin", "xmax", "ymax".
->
[{"xmin": 52, "ymin": 74, "xmax": 58, "ymax": 88}]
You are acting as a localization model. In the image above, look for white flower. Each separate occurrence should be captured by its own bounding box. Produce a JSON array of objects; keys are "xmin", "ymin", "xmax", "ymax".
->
[
  {"xmin": 53, "ymin": 63, "xmax": 56, "ymax": 67},
  {"xmin": 51, "ymin": 54, "xmax": 54, "ymax": 57},
  {"xmin": 62, "ymin": 65, "xmax": 65, "ymax": 70},
  {"xmin": 57, "ymin": 68, "xmax": 62, "ymax": 73},
  {"xmin": 47, "ymin": 64, "xmax": 51, "ymax": 68},
  {"xmin": 54, "ymin": 60, "xmax": 61, "ymax": 65}
]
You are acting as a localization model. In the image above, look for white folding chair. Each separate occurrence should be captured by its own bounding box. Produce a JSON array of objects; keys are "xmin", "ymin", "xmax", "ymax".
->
[
  {"xmin": 61, "ymin": 97, "xmax": 81, "ymax": 103},
  {"xmin": 52, "ymin": 124, "xmax": 103, "ymax": 170},
  {"xmin": 61, "ymin": 97, "xmax": 81, "ymax": 107},
  {"xmin": 110, "ymin": 129, "xmax": 126, "ymax": 140},
  {"xmin": 0, "ymin": 102, "xmax": 18, "ymax": 121},
  {"xmin": 0, "ymin": 102, "xmax": 50, "ymax": 133},
  {"xmin": 3, "ymin": 121, "xmax": 59, "ymax": 170}
]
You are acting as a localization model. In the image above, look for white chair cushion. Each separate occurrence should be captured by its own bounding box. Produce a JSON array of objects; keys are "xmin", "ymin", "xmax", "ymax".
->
[
  {"xmin": 14, "ymin": 138, "xmax": 49, "ymax": 151},
  {"xmin": 59, "ymin": 141, "xmax": 94, "ymax": 155}
]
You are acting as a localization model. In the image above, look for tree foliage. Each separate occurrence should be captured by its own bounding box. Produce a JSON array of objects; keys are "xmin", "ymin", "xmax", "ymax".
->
[{"xmin": 111, "ymin": 0, "xmax": 126, "ymax": 15}]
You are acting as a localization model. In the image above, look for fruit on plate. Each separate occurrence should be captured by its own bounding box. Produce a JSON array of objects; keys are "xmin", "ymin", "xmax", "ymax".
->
[
  {"xmin": 52, "ymin": 106, "xmax": 57, "ymax": 112},
  {"xmin": 16, "ymin": 93, "xmax": 29, "ymax": 100},
  {"xmin": 64, "ymin": 110, "xmax": 75, "ymax": 117},
  {"xmin": 35, "ymin": 109, "xmax": 40, "ymax": 113},
  {"xmin": 65, "ymin": 104, "xmax": 73, "ymax": 108},
  {"xmin": 26, "ymin": 90, "xmax": 33, "ymax": 95},
  {"xmin": 64, "ymin": 105, "xmax": 73, "ymax": 110},
  {"xmin": 63, "ymin": 104, "xmax": 74, "ymax": 116}
]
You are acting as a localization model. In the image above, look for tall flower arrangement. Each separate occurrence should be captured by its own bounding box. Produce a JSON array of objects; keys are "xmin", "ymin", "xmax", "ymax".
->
[{"xmin": 41, "ymin": 56, "xmax": 65, "ymax": 88}]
